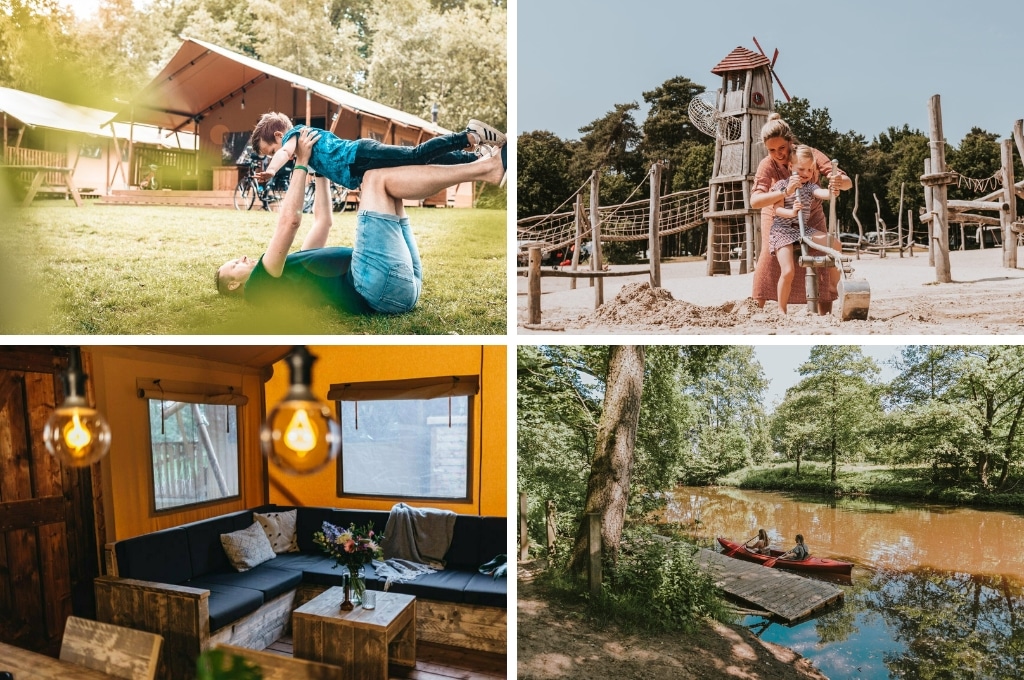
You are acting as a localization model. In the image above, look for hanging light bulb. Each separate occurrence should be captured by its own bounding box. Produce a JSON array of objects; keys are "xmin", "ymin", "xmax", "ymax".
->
[
  {"xmin": 44, "ymin": 348, "xmax": 111, "ymax": 467},
  {"xmin": 261, "ymin": 346, "xmax": 340, "ymax": 474}
]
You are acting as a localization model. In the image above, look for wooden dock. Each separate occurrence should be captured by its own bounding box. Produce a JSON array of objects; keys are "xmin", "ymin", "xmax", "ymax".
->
[{"xmin": 696, "ymin": 549, "xmax": 844, "ymax": 623}]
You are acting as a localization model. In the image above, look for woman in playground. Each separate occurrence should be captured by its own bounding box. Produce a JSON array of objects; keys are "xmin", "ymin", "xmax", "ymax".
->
[
  {"xmin": 250, "ymin": 112, "xmax": 507, "ymax": 192},
  {"xmin": 750, "ymin": 114, "xmax": 852, "ymax": 314},
  {"xmin": 769, "ymin": 145, "xmax": 836, "ymax": 313}
]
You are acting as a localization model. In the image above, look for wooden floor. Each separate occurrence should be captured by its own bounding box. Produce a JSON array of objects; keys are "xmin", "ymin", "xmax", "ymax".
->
[
  {"xmin": 696, "ymin": 548, "xmax": 844, "ymax": 623},
  {"xmin": 264, "ymin": 635, "xmax": 507, "ymax": 680}
]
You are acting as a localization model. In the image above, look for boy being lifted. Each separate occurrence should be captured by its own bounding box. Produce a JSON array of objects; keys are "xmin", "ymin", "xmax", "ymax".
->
[{"xmin": 250, "ymin": 112, "xmax": 506, "ymax": 191}]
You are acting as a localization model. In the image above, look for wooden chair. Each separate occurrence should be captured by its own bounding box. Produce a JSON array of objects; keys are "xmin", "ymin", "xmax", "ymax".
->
[
  {"xmin": 59, "ymin": 615, "xmax": 163, "ymax": 680},
  {"xmin": 213, "ymin": 644, "xmax": 343, "ymax": 680}
]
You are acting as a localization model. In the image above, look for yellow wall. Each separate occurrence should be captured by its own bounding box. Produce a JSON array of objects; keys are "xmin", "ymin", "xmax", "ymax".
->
[
  {"xmin": 88, "ymin": 345, "xmax": 507, "ymax": 544},
  {"xmin": 266, "ymin": 345, "xmax": 507, "ymax": 517},
  {"xmin": 87, "ymin": 347, "xmax": 267, "ymax": 542}
]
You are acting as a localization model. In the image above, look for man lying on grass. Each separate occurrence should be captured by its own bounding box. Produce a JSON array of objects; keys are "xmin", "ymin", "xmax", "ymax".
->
[{"xmin": 216, "ymin": 127, "xmax": 506, "ymax": 314}]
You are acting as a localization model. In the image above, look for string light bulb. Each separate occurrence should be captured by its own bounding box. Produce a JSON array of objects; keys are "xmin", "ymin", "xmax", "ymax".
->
[
  {"xmin": 261, "ymin": 346, "xmax": 340, "ymax": 474},
  {"xmin": 44, "ymin": 348, "xmax": 111, "ymax": 467}
]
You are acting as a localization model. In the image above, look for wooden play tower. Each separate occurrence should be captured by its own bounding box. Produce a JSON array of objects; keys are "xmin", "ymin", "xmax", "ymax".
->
[{"xmin": 704, "ymin": 46, "xmax": 776, "ymax": 275}]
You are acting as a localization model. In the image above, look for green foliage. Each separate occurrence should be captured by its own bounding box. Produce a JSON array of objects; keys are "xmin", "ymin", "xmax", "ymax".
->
[
  {"xmin": 0, "ymin": 0, "xmax": 505, "ymax": 138},
  {"xmin": 539, "ymin": 528, "xmax": 730, "ymax": 634},
  {"xmin": 769, "ymin": 346, "xmax": 882, "ymax": 482},
  {"xmin": 604, "ymin": 529, "xmax": 731, "ymax": 633},
  {"xmin": 195, "ymin": 649, "xmax": 262, "ymax": 680},
  {"xmin": 516, "ymin": 131, "xmax": 582, "ymax": 218}
]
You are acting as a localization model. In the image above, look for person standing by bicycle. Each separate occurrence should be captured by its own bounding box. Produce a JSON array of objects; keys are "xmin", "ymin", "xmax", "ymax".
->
[
  {"xmin": 250, "ymin": 112, "xmax": 507, "ymax": 192},
  {"xmin": 216, "ymin": 127, "xmax": 507, "ymax": 315}
]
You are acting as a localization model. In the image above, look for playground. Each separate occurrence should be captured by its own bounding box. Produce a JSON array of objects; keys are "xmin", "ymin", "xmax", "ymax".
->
[
  {"xmin": 516, "ymin": 45, "xmax": 1024, "ymax": 335},
  {"xmin": 516, "ymin": 247, "xmax": 1024, "ymax": 335}
]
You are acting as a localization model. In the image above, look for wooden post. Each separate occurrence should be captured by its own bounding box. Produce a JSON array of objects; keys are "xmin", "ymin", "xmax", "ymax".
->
[
  {"xmin": 648, "ymin": 162, "xmax": 662, "ymax": 288},
  {"xmin": 908, "ymin": 209, "xmax": 915, "ymax": 256},
  {"xmin": 897, "ymin": 182, "xmax": 905, "ymax": 257},
  {"xmin": 519, "ymin": 492, "xmax": 529, "ymax": 561},
  {"xmin": 527, "ymin": 247, "xmax": 542, "ymax": 325},
  {"xmin": 924, "ymin": 158, "xmax": 936, "ymax": 266},
  {"xmin": 570, "ymin": 194, "xmax": 582, "ymax": 290},
  {"xmin": 1001, "ymin": 138, "xmax": 1017, "ymax": 268},
  {"xmin": 928, "ymin": 95, "xmax": 952, "ymax": 283},
  {"xmin": 590, "ymin": 172, "xmax": 604, "ymax": 307},
  {"xmin": 545, "ymin": 500, "xmax": 557, "ymax": 555},
  {"xmin": 587, "ymin": 512, "xmax": 601, "ymax": 597}
]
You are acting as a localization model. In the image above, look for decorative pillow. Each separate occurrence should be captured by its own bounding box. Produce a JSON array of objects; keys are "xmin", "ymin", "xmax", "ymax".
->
[
  {"xmin": 254, "ymin": 510, "xmax": 299, "ymax": 554},
  {"xmin": 220, "ymin": 522, "xmax": 276, "ymax": 572}
]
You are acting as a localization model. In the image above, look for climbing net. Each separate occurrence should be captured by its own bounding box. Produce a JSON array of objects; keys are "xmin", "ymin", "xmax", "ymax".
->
[
  {"xmin": 517, "ymin": 184, "xmax": 710, "ymax": 255},
  {"xmin": 951, "ymin": 169, "xmax": 1003, "ymax": 195}
]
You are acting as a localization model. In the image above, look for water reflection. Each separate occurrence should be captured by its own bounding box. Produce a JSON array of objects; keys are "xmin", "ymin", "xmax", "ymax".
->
[{"xmin": 666, "ymin": 487, "xmax": 1024, "ymax": 679}]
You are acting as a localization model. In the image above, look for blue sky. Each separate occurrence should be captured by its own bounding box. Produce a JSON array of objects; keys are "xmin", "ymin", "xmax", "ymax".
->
[
  {"xmin": 517, "ymin": 0, "xmax": 1023, "ymax": 146},
  {"xmin": 753, "ymin": 345, "xmax": 901, "ymax": 409}
]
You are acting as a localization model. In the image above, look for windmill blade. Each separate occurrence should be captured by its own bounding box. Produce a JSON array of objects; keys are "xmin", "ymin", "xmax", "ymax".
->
[{"xmin": 752, "ymin": 36, "xmax": 792, "ymax": 102}]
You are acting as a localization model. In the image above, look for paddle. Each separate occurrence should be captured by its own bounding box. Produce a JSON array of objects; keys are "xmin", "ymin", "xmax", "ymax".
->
[
  {"xmin": 724, "ymin": 535, "xmax": 757, "ymax": 558},
  {"xmin": 762, "ymin": 555, "xmax": 780, "ymax": 568}
]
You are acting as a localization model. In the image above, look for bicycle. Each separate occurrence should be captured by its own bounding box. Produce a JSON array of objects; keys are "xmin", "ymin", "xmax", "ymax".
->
[
  {"xmin": 302, "ymin": 174, "xmax": 353, "ymax": 214},
  {"xmin": 139, "ymin": 164, "xmax": 159, "ymax": 190},
  {"xmin": 233, "ymin": 149, "xmax": 287, "ymax": 211}
]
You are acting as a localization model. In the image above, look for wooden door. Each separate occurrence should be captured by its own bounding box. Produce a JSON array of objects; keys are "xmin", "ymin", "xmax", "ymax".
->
[{"xmin": 0, "ymin": 347, "xmax": 100, "ymax": 655}]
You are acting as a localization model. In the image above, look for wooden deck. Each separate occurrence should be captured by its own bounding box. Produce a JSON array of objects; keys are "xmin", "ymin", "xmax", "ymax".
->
[
  {"xmin": 697, "ymin": 548, "xmax": 844, "ymax": 623},
  {"xmin": 264, "ymin": 635, "xmax": 506, "ymax": 680},
  {"xmin": 99, "ymin": 189, "xmax": 236, "ymax": 208}
]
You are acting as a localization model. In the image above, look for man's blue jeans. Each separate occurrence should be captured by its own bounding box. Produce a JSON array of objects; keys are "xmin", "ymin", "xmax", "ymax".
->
[{"xmin": 351, "ymin": 210, "xmax": 422, "ymax": 314}]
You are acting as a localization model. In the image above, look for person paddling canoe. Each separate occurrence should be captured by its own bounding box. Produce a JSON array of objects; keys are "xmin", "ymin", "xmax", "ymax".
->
[
  {"xmin": 778, "ymin": 534, "xmax": 809, "ymax": 561},
  {"xmin": 744, "ymin": 529, "xmax": 771, "ymax": 555}
]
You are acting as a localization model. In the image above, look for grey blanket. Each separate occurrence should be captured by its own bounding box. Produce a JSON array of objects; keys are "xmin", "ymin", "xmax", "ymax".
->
[{"xmin": 381, "ymin": 502, "xmax": 456, "ymax": 570}]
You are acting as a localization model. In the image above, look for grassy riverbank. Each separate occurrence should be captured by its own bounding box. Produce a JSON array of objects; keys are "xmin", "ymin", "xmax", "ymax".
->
[{"xmin": 717, "ymin": 463, "xmax": 1024, "ymax": 510}]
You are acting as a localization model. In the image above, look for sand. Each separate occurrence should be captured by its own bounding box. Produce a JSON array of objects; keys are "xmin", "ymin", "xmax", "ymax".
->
[{"xmin": 516, "ymin": 248, "xmax": 1024, "ymax": 335}]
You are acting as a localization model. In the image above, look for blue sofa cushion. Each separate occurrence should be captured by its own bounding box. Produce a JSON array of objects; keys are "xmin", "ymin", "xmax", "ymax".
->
[
  {"xmin": 190, "ymin": 562, "xmax": 302, "ymax": 600},
  {"xmin": 445, "ymin": 516, "xmax": 481, "ymax": 571},
  {"xmin": 187, "ymin": 581, "xmax": 264, "ymax": 632},
  {"xmin": 462, "ymin": 572, "xmax": 507, "ymax": 607},
  {"xmin": 380, "ymin": 569, "xmax": 473, "ymax": 604},
  {"xmin": 115, "ymin": 527, "xmax": 192, "ymax": 584},
  {"xmin": 476, "ymin": 517, "xmax": 507, "ymax": 571},
  {"xmin": 295, "ymin": 507, "xmax": 338, "ymax": 553},
  {"xmin": 182, "ymin": 511, "xmax": 253, "ymax": 576}
]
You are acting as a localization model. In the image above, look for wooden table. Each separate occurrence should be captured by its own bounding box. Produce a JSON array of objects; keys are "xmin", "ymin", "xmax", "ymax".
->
[
  {"xmin": 0, "ymin": 641, "xmax": 119, "ymax": 679},
  {"xmin": 293, "ymin": 588, "xmax": 416, "ymax": 680},
  {"xmin": 0, "ymin": 164, "xmax": 83, "ymax": 207}
]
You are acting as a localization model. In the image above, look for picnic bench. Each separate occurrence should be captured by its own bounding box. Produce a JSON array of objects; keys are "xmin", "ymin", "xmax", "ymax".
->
[{"xmin": 1, "ymin": 164, "xmax": 83, "ymax": 206}]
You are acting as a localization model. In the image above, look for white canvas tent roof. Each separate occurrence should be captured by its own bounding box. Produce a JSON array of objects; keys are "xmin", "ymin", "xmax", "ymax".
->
[
  {"xmin": 0, "ymin": 85, "xmax": 195, "ymax": 148},
  {"xmin": 110, "ymin": 37, "xmax": 449, "ymax": 136}
]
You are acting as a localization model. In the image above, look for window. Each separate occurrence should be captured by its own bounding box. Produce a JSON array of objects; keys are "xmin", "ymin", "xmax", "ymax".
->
[
  {"xmin": 141, "ymin": 379, "xmax": 247, "ymax": 512},
  {"xmin": 330, "ymin": 377, "xmax": 478, "ymax": 501}
]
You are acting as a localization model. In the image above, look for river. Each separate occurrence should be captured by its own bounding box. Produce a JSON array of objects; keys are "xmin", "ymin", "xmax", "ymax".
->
[{"xmin": 663, "ymin": 486, "xmax": 1024, "ymax": 679}]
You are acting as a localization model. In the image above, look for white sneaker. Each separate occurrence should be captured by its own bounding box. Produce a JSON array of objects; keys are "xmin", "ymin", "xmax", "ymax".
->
[{"xmin": 468, "ymin": 120, "xmax": 506, "ymax": 149}]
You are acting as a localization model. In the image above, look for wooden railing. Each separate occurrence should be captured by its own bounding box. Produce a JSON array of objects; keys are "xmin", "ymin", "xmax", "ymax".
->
[{"xmin": 4, "ymin": 147, "xmax": 69, "ymax": 186}]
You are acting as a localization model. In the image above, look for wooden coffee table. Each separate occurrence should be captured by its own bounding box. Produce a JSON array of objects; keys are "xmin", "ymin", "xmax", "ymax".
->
[{"xmin": 293, "ymin": 587, "xmax": 416, "ymax": 680}]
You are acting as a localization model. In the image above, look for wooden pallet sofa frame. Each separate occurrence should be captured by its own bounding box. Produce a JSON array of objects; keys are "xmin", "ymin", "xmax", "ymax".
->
[{"xmin": 95, "ymin": 505, "xmax": 506, "ymax": 680}]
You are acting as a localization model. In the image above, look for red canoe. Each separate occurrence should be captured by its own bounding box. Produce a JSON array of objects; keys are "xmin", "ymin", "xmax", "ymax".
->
[{"xmin": 717, "ymin": 537, "xmax": 854, "ymax": 576}]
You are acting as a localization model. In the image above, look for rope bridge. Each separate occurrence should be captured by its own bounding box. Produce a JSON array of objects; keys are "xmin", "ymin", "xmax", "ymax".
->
[{"xmin": 517, "ymin": 185, "xmax": 710, "ymax": 255}]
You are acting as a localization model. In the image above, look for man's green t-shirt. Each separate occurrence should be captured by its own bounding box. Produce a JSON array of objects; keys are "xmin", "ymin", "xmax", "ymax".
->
[{"xmin": 244, "ymin": 247, "xmax": 371, "ymax": 314}]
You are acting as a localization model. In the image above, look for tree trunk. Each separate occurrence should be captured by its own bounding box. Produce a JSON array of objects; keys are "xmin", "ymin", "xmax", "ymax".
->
[
  {"xmin": 569, "ymin": 346, "xmax": 646, "ymax": 574},
  {"xmin": 830, "ymin": 433, "xmax": 838, "ymax": 483}
]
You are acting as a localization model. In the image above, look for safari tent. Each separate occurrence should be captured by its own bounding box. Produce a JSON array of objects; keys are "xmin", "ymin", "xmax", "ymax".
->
[
  {"xmin": 0, "ymin": 85, "xmax": 196, "ymax": 199},
  {"xmin": 103, "ymin": 37, "xmax": 471, "ymax": 207}
]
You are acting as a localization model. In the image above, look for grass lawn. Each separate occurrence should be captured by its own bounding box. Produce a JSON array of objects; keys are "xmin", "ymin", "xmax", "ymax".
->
[{"xmin": 0, "ymin": 201, "xmax": 506, "ymax": 335}]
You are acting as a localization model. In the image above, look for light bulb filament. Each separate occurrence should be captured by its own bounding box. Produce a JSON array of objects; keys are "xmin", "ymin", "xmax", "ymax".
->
[
  {"xmin": 63, "ymin": 411, "xmax": 93, "ymax": 453},
  {"xmin": 284, "ymin": 409, "xmax": 317, "ymax": 456}
]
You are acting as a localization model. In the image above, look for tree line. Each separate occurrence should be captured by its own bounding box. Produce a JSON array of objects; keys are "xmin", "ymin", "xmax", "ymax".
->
[
  {"xmin": 0, "ymin": 0, "xmax": 506, "ymax": 133},
  {"xmin": 518, "ymin": 344, "xmax": 1024, "ymax": 570},
  {"xmin": 518, "ymin": 75, "xmax": 1023, "ymax": 257}
]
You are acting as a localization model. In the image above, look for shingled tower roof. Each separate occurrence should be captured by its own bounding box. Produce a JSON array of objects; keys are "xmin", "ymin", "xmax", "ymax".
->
[{"xmin": 710, "ymin": 46, "xmax": 770, "ymax": 75}]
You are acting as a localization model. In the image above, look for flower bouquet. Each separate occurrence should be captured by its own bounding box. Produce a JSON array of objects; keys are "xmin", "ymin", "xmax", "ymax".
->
[{"xmin": 312, "ymin": 521, "xmax": 383, "ymax": 610}]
